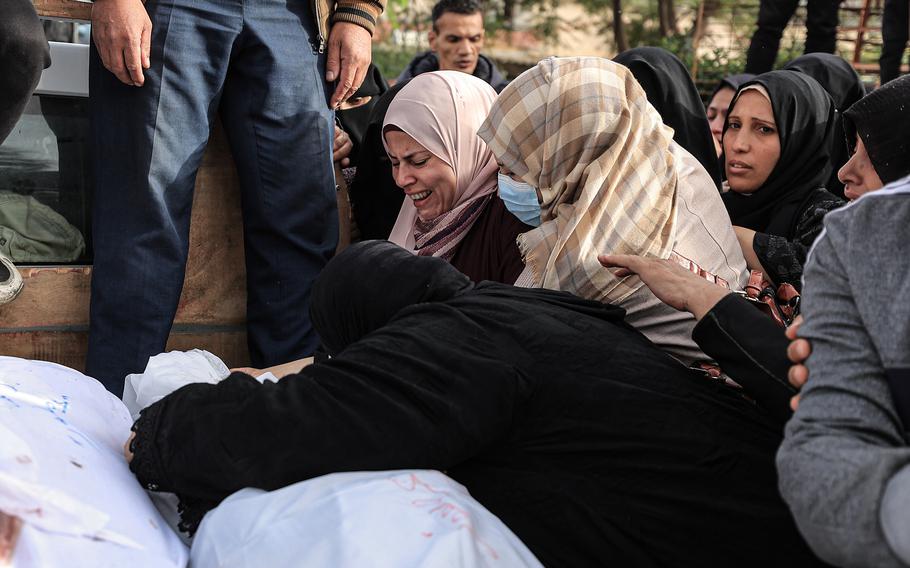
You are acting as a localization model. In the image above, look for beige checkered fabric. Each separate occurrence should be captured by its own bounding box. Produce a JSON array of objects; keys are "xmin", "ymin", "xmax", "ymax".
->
[{"xmin": 478, "ymin": 56, "xmax": 679, "ymax": 304}]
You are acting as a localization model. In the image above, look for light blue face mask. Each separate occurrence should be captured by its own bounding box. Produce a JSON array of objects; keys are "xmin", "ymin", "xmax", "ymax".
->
[{"xmin": 497, "ymin": 173, "xmax": 541, "ymax": 227}]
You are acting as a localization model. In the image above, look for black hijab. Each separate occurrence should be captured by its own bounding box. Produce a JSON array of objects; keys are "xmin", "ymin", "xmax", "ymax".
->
[
  {"xmin": 310, "ymin": 240, "xmax": 626, "ymax": 355},
  {"xmin": 843, "ymin": 74, "xmax": 910, "ymax": 185},
  {"xmin": 783, "ymin": 53, "xmax": 866, "ymax": 198},
  {"xmin": 335, "ymin": 64, "xmax": 389, "ymax": 167},
  {"xmin": 721, "ymin": 71, "xmax": 835, "ymax": 237},
  {"xmin": 347, "ymin": 81, "xmax": 410, "ymax": 240},
  {"xmin": 614, "ymin": 47, "xmax": 722, "ymax": 187},
  {"xmin": 710, "ymin": 73, "xmax": 756, "ymax": 100}
]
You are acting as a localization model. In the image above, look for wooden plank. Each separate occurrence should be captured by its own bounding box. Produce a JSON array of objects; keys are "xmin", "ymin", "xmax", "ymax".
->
[
  {"xmin": 34, "ymin": 0, "xmax": 92, "ymax": 20},
  {"xmin": 0, "ymin": 266, "xmax": 91, "ymax": 328},
  {"xmin": 0, "ymin": 331, "xmax": 89, "ymax": 371},
  {"xmin": 0, "ymin": 329, "xmax": 249, "ymax": 373},
  {"xmin": 176, "ymin": 122, "xmax": 247, "ymax": 325}
]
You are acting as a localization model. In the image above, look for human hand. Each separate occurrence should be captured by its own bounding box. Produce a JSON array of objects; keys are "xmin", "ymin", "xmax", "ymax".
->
[
  {"xmin": 325, "ymin": 22, "xmax": 372, "ymax": 109},
  {"xmin": 786, "ymin": 316, "xmax": 810, "ymax": 411},
  {"xmin": 124, "ymin": 432, "xmax": 136, "ymax": 463},
  {"xmin": 333, "ymin": 125, "xmax": 353, "ymax": 167},
  {"xmin": 230, "ymin": 366, "xmax": 264, "ymax": 378},
  {"xmin": 598, "ymin": 254, "xmax": 729, "ymax": 320},
  {"xmin": 92, "ymin": 0, "xmax": 152, "ymax": 86}
]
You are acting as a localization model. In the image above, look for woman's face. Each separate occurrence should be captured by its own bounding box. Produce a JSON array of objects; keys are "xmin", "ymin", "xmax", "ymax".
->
[
  {"xmin": 723, "ymin": 90, "xmax": 781, "ymax": 194},
  {"xmin": 385, "ymin": 130, "xmax": 458, "ymax": 221},
  {"xmin": 839, "ymin": 135, "xmax": 883, "ymax": 200},
  {"xmin": 707, "ymin": 86, "xmax": 735, "ymax": 157}
]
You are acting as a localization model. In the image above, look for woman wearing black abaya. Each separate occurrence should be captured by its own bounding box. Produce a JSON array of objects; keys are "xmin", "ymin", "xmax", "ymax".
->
[
  {"xmin": 335, "ymin": 63, "xmax": 389, "ymax": 167},
  {"xmin": 348, "ymin": 81, "xmax": 410, "ymax": 240},
  {"xmin": 125, "ymin": 241, "xmax": 823, "ymax": 567},
  {"xmin": 783, "ymin": 53, "xmax": 866, "ymax": 199},
  {"xmin": 722, "ymin": 71, "xmax": 843, "ymax": 287},
  {"xmin": 615, "ymin": 47, "xmax": 722, "ymax": 187}
]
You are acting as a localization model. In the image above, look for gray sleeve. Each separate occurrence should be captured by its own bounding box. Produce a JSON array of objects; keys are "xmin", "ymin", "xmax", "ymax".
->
[{"xmin": 776, "ymin": 215, "xmax": 910, "ymax": 568}]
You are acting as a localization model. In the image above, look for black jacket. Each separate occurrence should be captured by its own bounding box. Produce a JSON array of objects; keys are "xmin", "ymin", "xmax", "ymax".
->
[
  {"xmin": 397, "ymin": 51, "xmax": 509, "ymax": 92},
  {"xmin": 129, "ymin": 241, "xmax": 823, "ymax": 567}
]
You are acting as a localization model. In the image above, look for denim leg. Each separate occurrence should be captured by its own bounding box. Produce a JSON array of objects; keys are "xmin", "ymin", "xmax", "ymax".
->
[
  {"xmin": 745, "ymin": 0, "xmax": 800, "ymax": 73},
  {"xmin": 218, "ymin": 0, "xmax": 337, "ymax": 366},
  {"xmin": 880, "ymin": 0, "xmax": 910, "ymax": 84},
  {"xmin": 0, "ymin": 0, "xmax": 49, "ymax": 143},
  {"xmin": 804, "ymin": 0, "xmax": 841, "ymax": 54},
  {"xmin": 87, "ymin": 0, "xmax": 241, "ymax": 394}
]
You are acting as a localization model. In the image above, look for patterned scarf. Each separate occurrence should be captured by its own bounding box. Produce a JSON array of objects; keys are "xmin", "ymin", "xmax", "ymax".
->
[
  {"xmin": 413, "ymin": 194, "xmax": 492, "ymax": 260},
  {"xmin": 477, "ymin": 57, "xmax": 678, "ymax": 304}
]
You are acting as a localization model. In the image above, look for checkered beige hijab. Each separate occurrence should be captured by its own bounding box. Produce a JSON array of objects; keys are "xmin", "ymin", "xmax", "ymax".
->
[{"xmin": 478, "ymin": 56, "xmax": 679, "ymax": 303}]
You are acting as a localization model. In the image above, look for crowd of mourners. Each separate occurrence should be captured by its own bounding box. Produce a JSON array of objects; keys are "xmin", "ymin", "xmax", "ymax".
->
[{"xmin": 3, "ymin": 0, "xmax": 910, "ymax": 565}]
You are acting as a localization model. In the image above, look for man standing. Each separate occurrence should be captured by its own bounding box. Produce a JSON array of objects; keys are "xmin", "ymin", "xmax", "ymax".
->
[
  {"xmin": 87, "ymin": 0, "xmax": 384, "ymax": 395},
  {"xmin": 879, "ymin": 0, "xmax": 909, "ymax": 85},
  {"xmin": 744, "ymin": 0, "xmax": 842, "ymax": 74},
  {"xmin": 397, "ymin": 0, "xmax": 509, "ymax": 92}
]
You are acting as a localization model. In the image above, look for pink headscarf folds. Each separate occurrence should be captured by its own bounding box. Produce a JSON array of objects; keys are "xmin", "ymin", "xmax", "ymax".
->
[{"xmin": 384, "ymin": 71, "xmax": 500, "ymax": 258}]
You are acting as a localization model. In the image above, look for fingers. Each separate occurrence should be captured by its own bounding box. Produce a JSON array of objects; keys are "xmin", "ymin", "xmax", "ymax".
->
[
  {"xmin": 333, "ymin": 126, "xmax": 353, "ymax": 166},
  {"xmin": 123, "ymin": 432, "xmax": 136, "ymax": 462},
  {"xmin": 94, "ymin": 26, "xmax": 149, "ymax": 86},
  {"xmin": 325, "ymin": 34, "xmax": 341, "ymax": 84},
  {"xmin": 787, "ymin": 338, "xmax": 811, "ymax": 364},
  {"xmin": 785, "ymin": 314, "xmax": 803, "ymax": 340},
  {"xmin": 597, "ymin": 254, "xmax": 642, "ymax": 275},
  {"xmin": 790, "ymin": 394, "xmax": 800, "ymax": 412},
  {"xmin": 140, "ymin": 20, "xmax": 151, "ymax": 69},
  {"xmin": 124, "ymin": 37, "xmax": 145, "ymax": 86},
  {"xmin": 788, "ymin": 364, "xmax": 808, "ymax": 390},
  {"xmin": 330, "ymin": 55, "xmax": 359, "ymax": 109}
]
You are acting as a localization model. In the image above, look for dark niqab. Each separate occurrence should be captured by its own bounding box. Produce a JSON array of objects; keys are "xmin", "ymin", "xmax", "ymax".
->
[
  {"xmin": 721, "ymin": 71, "xmax": 836, "ymax": 237},
  {"xmin": 614, "ymin": 47, "xmax": 722, "ymax": 187},
  {"xmin": 348, "ymin": 81, "xmax": 409, "ymax": 240},
  {"xmin": 335, "ymin": 64, "xmax": 388, "ymax": 167},
  {"xmin": 783, "ymin": 53, "xmax": 866, "ymax": 198},
  {"xmin": 310, "ymin": 240, "xmax": 626, "ymax": 355}
]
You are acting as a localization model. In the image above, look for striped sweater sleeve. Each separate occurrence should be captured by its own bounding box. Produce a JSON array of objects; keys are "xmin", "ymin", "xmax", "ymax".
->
[{"xmin": 333, "ymin": 0, "xmax": 386, "ymax": 35}]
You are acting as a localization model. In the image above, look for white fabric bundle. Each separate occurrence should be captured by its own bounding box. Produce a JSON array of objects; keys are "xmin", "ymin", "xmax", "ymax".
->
[
  {"xmin": 0, "ymin": 356, "xmax": 188, "ymax": 568},
  {"xmin": 191, "ymin": 470, "xmax": 544, "ymax": 568}
]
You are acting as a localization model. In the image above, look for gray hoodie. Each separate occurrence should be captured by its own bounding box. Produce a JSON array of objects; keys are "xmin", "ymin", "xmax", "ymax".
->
[{"xmin": 777, "ymin": 175, "xmax": 910, "ymax": 568}]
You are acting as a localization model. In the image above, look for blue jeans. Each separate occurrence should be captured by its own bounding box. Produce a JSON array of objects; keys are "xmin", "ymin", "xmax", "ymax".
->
[{"xmin": 87, "ymin": 0, "xmax": 337, "ymax": 395}]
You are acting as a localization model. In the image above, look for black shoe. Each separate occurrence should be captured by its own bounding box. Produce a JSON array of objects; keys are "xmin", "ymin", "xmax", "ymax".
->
[{"xmin": 0, "ymin": 253, "xmax": 23, "ymax": 305}]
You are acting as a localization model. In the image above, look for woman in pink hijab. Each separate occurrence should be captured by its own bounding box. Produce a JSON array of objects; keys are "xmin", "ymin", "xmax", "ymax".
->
[{"xmin": 383, "ymin": 71, "xmax": 531, "ymax": 284}]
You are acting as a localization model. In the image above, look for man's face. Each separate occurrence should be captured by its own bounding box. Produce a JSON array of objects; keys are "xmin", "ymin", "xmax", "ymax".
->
[{"xmin": 428, "ymin": 12, "xmax": 484, "ymax": 75}]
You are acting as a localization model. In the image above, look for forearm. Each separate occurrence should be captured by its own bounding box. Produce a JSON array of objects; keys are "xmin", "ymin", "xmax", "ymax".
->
[
  {"xmin": 734, "ymin": 226, "xmax": 769, "ymax": 275},
  {"xmin": 269, "ymin": 357, "xmax": 314, "ymax": 378},
  {"xmin": 692, "ymin": 294, "xmax": 794, "ymax": 423}
]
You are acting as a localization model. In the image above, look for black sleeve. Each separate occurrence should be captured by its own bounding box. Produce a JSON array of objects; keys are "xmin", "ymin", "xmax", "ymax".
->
[
  {"xmin": 753, "ymin": 192, "xmax": 843, "ymax": 287},
  {"xmin": 753, "ymin": 232, "xmax": 810, "ymax": 287},
  {"xmin": 129, "ymin": 308, "xmax": 526, "ymax": 527},
  {"xmin": 692, "ymin": 294, "xmax": 795, "ymax": 425}
]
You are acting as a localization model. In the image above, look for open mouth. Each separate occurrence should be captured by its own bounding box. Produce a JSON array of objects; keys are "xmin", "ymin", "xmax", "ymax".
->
[
  {"xmin": 409, "ymin": 190, "xmax": 433, "ymax": 202},
  {"xmin": 728, "ymin": 161, "xmax": 752, "ymax": 172}
]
